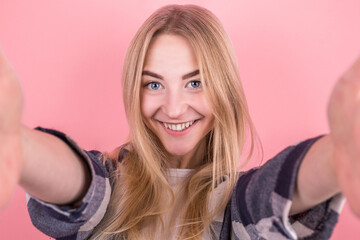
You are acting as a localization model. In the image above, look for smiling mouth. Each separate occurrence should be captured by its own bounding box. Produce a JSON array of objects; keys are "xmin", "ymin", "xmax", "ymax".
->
[{"xmin": 161, "ymin": 120, "xmax": 197, "ymax": 131}]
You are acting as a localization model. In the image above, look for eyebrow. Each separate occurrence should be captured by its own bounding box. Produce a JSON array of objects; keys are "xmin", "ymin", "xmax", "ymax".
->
[{"xmin": 142, "ymin": 69, "xmax": 200, "ymax": 80}]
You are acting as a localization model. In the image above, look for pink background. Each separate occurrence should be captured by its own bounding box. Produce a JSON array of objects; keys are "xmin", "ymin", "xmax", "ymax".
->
[{"xmin": 0, "ymin": 0, "xmax": 360, "ymax": 239}]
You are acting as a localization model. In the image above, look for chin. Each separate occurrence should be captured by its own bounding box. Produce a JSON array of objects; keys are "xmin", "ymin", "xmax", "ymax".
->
[{"xmin": 164, "ymin": 144, "xmax": 193, "ymax": 157}]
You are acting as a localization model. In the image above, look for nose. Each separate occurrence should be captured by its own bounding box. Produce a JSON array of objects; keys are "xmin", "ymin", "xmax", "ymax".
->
[{"xmin": 162, "ymin": 89, "xmax": 187, "ymax": 119}]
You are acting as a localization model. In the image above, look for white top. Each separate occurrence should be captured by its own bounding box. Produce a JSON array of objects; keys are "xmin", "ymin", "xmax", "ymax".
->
[{"xmin": 141, "ymin": 168, "xmax": 227, "ymax": 240}]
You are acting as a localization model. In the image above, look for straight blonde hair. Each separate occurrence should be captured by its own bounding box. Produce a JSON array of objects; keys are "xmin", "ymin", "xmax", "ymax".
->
[{"xmin": 89, "ymin": 4, "xmax": 257, "ymax": 240}]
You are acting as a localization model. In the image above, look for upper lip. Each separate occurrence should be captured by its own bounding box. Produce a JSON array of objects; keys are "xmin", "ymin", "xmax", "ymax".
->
[{"xmin": 158, "ymin": 120, "xmax": 197, "ymax": 124}]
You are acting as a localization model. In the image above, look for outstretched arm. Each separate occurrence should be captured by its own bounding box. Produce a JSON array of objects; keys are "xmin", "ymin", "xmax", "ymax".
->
[
  {"xmin": 20, "ymin": 125, "xmax": 91, "ymax": 206},
  {"xmin": 291, "ymin": 57, "xmax": 360, "ymax": 216},
  {"xmin": 0, "ymin": 48, "xmax": 90, "ymax": 210}
]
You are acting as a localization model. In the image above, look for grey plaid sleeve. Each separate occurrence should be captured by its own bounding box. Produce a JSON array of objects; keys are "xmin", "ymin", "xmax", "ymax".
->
[
  {"xmin": 26, "ymin": 127, "xmax": 112, "ymax": 240},
  {"xmin": 222, "ymin": 136, "xmax": 345, "ymax": 240}
]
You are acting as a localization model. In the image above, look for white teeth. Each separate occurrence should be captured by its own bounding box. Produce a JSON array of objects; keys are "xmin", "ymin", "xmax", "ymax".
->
[{"xmin": 163, "ymin": 120, "xmax": 196, "ymax": 131}]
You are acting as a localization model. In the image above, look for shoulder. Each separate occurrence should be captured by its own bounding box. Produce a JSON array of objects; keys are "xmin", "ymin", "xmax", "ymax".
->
[
  {"xmin": 101, "ymin": 146, "xmax": 129, "ymax": 177},
  {"xmin": 235, "ymin": 136, "xmax": 321, "ymax": 195},
  {"xmin": 223, "ymin": 136, "xmax": 342, "ymax": 240}
]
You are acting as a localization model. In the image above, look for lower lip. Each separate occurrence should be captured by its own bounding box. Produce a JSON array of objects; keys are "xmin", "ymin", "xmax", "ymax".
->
[{"xmin": 160, "ymin": 120, "xmax": 198, "ymax": 136}]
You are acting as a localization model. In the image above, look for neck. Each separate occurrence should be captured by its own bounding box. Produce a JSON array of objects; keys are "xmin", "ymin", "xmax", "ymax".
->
[{"xmin": 167, "ymin": 139, "xmax": 207, "ymax": 169}]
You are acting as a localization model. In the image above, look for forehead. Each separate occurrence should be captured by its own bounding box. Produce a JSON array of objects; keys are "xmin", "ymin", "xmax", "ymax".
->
[{"xmin": 143, "ymin": 34, "xmax": 198, "ymax": 73}]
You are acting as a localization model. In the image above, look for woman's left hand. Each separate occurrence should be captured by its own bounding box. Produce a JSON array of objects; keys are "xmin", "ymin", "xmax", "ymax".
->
[
  {"xmin": 0, "ymin": 48, "xmax": 23, "ymax": 210},
  {"xmin": 328, "ymin": 56, "xmax": 360, "ymax": 216}
]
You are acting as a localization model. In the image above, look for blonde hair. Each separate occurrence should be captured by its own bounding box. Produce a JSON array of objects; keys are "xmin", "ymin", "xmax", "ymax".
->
[{"xmin": 89, "ymin": 4, "xmax": 257, "ymax": 240}]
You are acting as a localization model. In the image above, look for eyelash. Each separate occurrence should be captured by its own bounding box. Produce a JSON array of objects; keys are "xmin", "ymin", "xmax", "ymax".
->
[{"xmin": 144, "ymin": 80, "xmax": 202, "ymax": 90}]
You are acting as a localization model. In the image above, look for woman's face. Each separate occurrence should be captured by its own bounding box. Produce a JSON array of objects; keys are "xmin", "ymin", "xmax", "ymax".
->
[{"xmin": 140, "ymin": 34, "xmax": 214, "ymax": 165}]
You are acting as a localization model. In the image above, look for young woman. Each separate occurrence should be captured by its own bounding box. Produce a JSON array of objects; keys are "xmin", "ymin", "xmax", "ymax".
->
[{"xmin": 1, "ymin": 4, "xmax": 359, "ymax": 240}]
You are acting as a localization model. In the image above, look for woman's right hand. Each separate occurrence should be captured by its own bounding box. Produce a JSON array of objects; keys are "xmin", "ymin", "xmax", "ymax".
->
[{"xmin": 0, "ymin": 48, "xmax": 24, "ymax": 210}]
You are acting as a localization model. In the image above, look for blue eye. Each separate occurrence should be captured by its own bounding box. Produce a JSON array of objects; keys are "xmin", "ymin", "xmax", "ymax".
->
[
  {"xmin": 188, "ymin": 80, "xmax": 201, "ymax": 88},
  {"xmin": 146, "ymin": 82, "xmax": 162, "ymax": 90}
]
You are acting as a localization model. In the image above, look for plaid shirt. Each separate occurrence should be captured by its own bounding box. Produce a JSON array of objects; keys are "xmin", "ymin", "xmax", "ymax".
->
[{"xmin": 27, "ymin": 127, "xmax": 344, "ymax": 239}]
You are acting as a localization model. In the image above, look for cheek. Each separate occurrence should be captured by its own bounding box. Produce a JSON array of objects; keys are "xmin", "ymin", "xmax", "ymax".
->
[
  {"xmin": 194, "ymin": 95, "xmax": 215, "ymax": 129},
  {"xmin": 140, "ymin": 98, "xmax": 149, "ymax": 118},
  {"xmin": 140, "ymin": 97, "xmax": 154, "ymax": 132},
  {"xmin": 195, "ymin": 94, "xmax": 213, "ymax": 116},
  {"xmin": 140, "ymin": 94, "xmax": 159, "ymax": 118}
]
